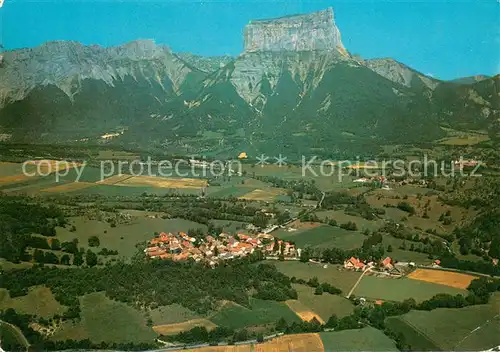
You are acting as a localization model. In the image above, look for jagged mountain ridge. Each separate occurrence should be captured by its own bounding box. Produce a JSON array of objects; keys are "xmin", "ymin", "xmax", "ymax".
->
[
  {"xmin": 0, "ymin": 8, "xmax": 498, "ymax": 155},
  {"xmin": 363, "ymin": 58, "xmax": 440, "ymax": 90},
  {"xmin": 0, "ymin": 39, "xmax": 203, "ymax": 108}
]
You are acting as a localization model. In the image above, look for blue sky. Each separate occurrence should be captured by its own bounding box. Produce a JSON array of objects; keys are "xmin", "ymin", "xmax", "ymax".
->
[{"xmin": 0, "ymin": 0, "xmax": 498, "ymax": 80}]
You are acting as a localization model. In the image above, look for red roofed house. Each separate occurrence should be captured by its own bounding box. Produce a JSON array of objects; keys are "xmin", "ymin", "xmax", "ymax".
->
[
  {"xmin": 381, "ymin": 257, "xmax": 393, "ymax": 270},
  {"xmin": 238, "ymin": 234, "xmax": 250, "ymax": 241},
  {"xmin": 159, "ymin": 232, "xmax": 170, "ymax": 242},
  {"xmin": 344, "ymin": 257, "xmax": 366, "ymax": 271}
]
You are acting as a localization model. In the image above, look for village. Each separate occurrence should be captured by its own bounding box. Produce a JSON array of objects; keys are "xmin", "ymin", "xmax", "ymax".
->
[{"xmin": 144, "ymin": 231, "xmax": 298, "ymax": 265}]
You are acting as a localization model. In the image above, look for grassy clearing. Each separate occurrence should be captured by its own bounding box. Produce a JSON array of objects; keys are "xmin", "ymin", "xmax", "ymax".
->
[
  {"xmin": 0, "ymin": 286, "xmax": 67, "ymax": 318},
  {"xmin": 388, "ymin": 294, "xmax": 500, "ymax": 351},
  {"xmin": 291, "ymin": 284, "xmax": 354, "ymax": 320},
  {"xmin": 210, "ymin": 298, "xmax": 300, "ymax": 329},
  {"xmin": 320, "ymin": 327, "xmax": 398, "ymax": 351},
  {"xmin": 270, "ymin": 261, "xmax": 362, "ymax": 294},
  {"xmin": 315, "ymin": 210, "xmax": 384, "ymax": 232},
  {"xmin": 51, "ymin": 292, "xmax": 156, "ymax": 344},
  {"xmin": 95, "ymin": 150, "xmax": 139, "ymax": 160},
  {"xmin": 278, "ymin": 225, "xmax": 366, "ymax": 250},
  {"xmin": 150, "ymin": 304, "xmax": 202, "ymax": 326},
  {"xmin": 353, "ymin": 276, "xmax": 467, "ymax": 302},
  {"xmin": 153, "ymin": 319, "xmax": 217, "ymax": 335},
  {"xmin": 381, "ymin": 236, "xmax": 432, "ymax": 265},
  {"xmin": 57, "ymin": 217, "xmax": 206, "ymax": 259}
]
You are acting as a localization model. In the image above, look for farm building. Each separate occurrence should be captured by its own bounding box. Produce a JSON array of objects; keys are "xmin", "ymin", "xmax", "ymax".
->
[{"xmin": 344, "ymin": 257, "xmax": 366, "ymax": 271}]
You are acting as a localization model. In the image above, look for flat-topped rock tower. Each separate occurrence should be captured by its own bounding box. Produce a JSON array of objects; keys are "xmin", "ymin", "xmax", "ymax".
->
[{"xmin": 243, "ymin": 8, "xmax": 346, "ymax": 54}]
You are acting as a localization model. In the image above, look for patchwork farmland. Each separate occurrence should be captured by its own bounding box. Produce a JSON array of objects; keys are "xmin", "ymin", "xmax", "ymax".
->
[{"xmin": 386, "ymin": 293, "xmax": 500, "ymax": 351}]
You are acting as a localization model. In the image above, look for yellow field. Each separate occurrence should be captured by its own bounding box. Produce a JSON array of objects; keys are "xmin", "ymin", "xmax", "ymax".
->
[
  {"xmin": 345, "ymin": 163, "xmax": 381, "ymax": 170},
  {"xmin": 407, "ymin": 269, "xmax": 476, "ymax": 289},
  {"xmin": 184, "ymin": 333, "xmax": 324, "ymax": 352},
  {"xmin": 0, "ymin": 174, "xmax": 30, "ymax": 185},
  {"xmin": 41, "ymin": 182, "xmax": 95, "ymax": 193},
  {"xmin": 118, "ymin": 175, "xmax": 207, "ymax": 189},
  {"xmin": 239, "ymin": 188, "xmax": 286, "ymax": 201},
  {"xmin": 285, "ymin": 300, "xmax": 325, "ymax": 324},
  {"xmin": 152, "ymin": 319, "xmax": 217, "ymax": 335},
  {"xmin": 97, "ymin": 174, "xmax": 133, "ymax": 185}
]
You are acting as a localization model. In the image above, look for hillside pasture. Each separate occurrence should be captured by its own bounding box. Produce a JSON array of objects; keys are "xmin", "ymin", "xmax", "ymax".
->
[
  {"xmin": 150, "ymin": 304, "xmax": 203, "ymax": 326},
  {"xmin": 315, "ymin": 209, "xmax": 384, "ymax": 232},
  {"xmin": 387, "ymin": 293, "xmax": 500, "ymax": 351},
  {"xmin": 209, "ymin": 299, "xmax": 300, "ymax": 329},
  {"xmin": 320, "ymin": 327, "xmax": 399, "ymax": 351},
  {"xmin": 277, "ymin": 225, "xmax": 366, "ymax": 250},
  {"xmin": 51, "ymin": 292, "xmax": 156, "ymax": 344},
  {"xmin": 0, "ymin": 286, "xmax": 67, "ymax": 318}
]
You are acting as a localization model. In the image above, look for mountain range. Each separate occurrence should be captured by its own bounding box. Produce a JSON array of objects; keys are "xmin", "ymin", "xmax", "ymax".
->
[{"xmin": 0, "ymin": 8, "xmax": 498, "ymax": 158}]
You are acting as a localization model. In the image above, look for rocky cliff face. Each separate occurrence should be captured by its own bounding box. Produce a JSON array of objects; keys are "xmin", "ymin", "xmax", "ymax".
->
[
  {"xmin": 243, "ymin": 8, "xmax": 346, "ymax": 55},
  {"xmin": 0, "ymin": 39, "xmax": 198, "ymax": 108},
  {"xmin": 363, "ymin": 58, "xmax": 440, "ymax": 90}
]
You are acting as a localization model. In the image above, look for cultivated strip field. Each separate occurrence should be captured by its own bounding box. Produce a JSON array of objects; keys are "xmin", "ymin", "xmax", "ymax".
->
[
  {"xmin": 184, "ymin": 333, "xmax": 325, "ymax": 352},
  {"xmin": 285, "ymin": 300, "xmax": 325, "ymax": 324},
  {"xmin": 118, "ymin": 175, "xmax": 207, "ymax": 189},
  {"xmin": 0, "ymin": 174, "xmax": 29, "ymax": 185},
  {"xmin": 153, "ymin": 319, "xmax": 217, "ymax": 335},
  {"xmin": 407, "ymin": 269, "xmax": 476, "ymax": 289},
  {"xmin": 239, "ymin": 188, "xmax": 286, "ymax": 201},
  {"xmin": 96, "ymin": 174, "xmax": 134, "ymax": 185},
  {"xmin": 41, "ymin": 182, "xmax": 95, "ymax": 193}
]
